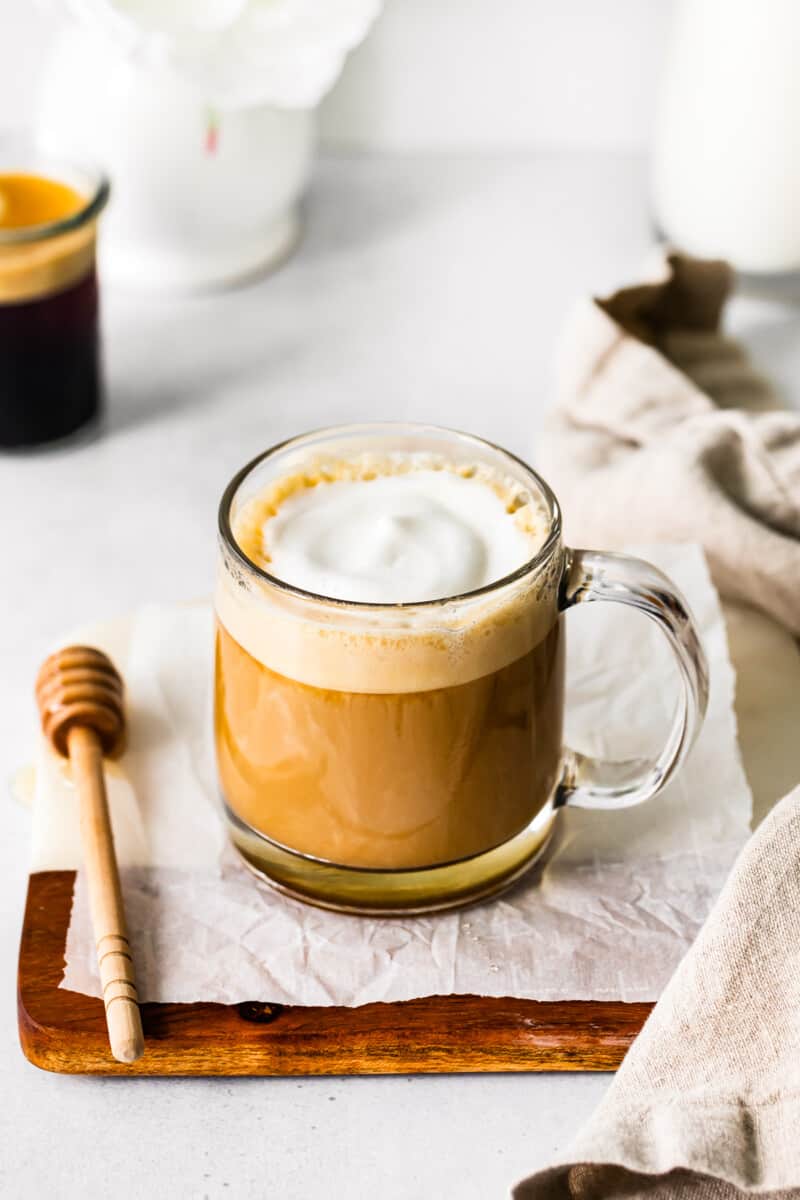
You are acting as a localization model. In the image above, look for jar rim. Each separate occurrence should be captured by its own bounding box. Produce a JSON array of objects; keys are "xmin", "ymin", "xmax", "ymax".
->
[{"xmin": 0, "ymin": 134, "xmax": 110, "ymax": 246}]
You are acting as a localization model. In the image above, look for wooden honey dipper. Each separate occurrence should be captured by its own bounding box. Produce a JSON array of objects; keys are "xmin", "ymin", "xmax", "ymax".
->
[{"xmin": 35, "ymin": 646, "xmax": 144, "ymax": 1064}]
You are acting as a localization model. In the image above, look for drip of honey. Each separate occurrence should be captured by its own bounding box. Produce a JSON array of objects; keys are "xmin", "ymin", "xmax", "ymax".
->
[{"xmin": 0, "ymin": 173, "xmax": 85, "ymax": 230}]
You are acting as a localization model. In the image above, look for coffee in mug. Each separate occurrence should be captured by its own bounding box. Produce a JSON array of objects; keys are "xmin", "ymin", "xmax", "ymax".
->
[{"xmin": 215, "ymin": 424, "xmax": 708, "ymax": 913}]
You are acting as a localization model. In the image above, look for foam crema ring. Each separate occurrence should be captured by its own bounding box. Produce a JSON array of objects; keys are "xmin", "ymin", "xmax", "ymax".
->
[
  {"xmin": 35, "ymin": 646, "xmax": 126, "ymax": 758},
  {"xmin": 260, "ymin": 470, "xmax": 537, "ymax": 604},
  {"xmin": 217, "ymin": 455, "xmax": 563, "ymax": 695}
]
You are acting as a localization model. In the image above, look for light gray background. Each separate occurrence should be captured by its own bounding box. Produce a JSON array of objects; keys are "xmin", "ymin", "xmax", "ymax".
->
[{"xmin": 3, "ymin": 0, "xmax": 672, "ymax": 150}]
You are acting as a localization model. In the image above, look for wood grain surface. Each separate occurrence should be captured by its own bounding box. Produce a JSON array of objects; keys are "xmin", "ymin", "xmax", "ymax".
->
[{"xmin": 18, "ymin": 871, "xmax": 651, "ymax": 1076}]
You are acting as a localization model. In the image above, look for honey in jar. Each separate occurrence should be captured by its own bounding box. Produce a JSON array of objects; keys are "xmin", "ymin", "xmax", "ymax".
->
[{"xmin": 0, "ymin": 155, "xmax": 109, "ymax": 448}]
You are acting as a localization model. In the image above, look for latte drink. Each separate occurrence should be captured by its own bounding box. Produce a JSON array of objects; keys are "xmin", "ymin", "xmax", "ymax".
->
[
  {"xmin": 215, "ymin": 425, "xmax": 566, "ymax": 908},
  {"xmin": 215, "ymin": 425, "xmax": 709, "ymax": 911}
]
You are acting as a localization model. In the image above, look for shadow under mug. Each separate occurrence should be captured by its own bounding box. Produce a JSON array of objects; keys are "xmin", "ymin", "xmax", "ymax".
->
[{"xmin": 214, "ymin": 423, "xmax": 709, "ymax": 914}]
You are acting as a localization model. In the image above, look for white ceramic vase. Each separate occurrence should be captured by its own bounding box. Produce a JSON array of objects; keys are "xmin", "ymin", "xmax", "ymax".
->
[{"xmin": 36, "ymin": 27, "xmax": 315, "ymax": 290}]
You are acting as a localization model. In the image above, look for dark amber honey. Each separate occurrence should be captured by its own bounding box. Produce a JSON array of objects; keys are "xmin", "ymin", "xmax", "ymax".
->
[{"xmin": 0, "ymin": 172, "xmax": 105, "ymax": 448}]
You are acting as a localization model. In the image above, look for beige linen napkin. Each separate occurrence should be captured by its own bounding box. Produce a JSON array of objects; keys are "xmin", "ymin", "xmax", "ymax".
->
[
  {"xmin": 516, "ymin": 257, "xmax": 800, "ymax": 1196},
  {"xmin": 515, "ymin": 785, "xmax": 800, "ymax": 1200},
  {"xmin": 541, "ymin": 254, "xmax": 800, "ymax": 635}
]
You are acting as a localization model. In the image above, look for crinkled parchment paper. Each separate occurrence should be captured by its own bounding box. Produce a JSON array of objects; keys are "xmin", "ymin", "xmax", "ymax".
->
[{"xmin": 34, "ymin": 544, "xmax": 750, "ymax": 1005}]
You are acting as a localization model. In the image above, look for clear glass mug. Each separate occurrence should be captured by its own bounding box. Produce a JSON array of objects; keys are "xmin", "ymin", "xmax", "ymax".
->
[{"xmin": 214, "ymin": 424, "xmax": 708, "ymax": 914}]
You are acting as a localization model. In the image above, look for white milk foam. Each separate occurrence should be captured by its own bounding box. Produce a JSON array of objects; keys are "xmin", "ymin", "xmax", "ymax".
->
[
  {"xmin": 217, "ymin": 455, "xmax": 559, "ymax": 693},
  {"xmin": 262, "ymin": 471, "xmax": 534, "ymax": 604}
]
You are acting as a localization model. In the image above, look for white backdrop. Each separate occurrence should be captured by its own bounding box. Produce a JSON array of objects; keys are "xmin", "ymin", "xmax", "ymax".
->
[{"xmin": 2, "ymin": 0, "xmax": 673, "ymax": 151}]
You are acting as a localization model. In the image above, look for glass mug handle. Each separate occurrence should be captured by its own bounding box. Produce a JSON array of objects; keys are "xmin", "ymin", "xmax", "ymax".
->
[{"xmin": 556, "ymin": 548, "xmax": 710, "ymax": 810}]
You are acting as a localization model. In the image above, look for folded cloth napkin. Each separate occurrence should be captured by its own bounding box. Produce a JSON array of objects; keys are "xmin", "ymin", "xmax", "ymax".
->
[
  {"xmin": 515, "ymin": 785, "xmax": 800, "ymax": 1199},
  {"xmin": 517, "ymin": 256, "xmax": 800, "ymax": 1196},
  {"xmin": 541, "ymin": 254, "xmax": 800, "ymax": 635}
]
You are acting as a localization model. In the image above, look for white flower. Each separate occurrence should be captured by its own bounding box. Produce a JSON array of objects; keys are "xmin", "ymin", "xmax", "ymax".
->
[{"xmin": 66, "ymin": 0, "xmax": 382, "ymax": 109}]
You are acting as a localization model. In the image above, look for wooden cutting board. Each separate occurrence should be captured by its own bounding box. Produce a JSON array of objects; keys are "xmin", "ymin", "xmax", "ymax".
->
[{"xmin": 18, "ymin": 871, "xmax": 650, "ymax": 1075}]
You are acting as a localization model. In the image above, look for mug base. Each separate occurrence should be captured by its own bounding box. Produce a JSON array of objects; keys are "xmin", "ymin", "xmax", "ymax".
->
[{"xmin": 223, "ymin": 802, "xmax": 557, "ymax": 916}]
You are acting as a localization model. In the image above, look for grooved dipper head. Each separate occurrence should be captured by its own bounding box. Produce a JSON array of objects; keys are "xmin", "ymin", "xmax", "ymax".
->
[{"xmin": 35, "ymin": 645, "xmax": 126, "ymax": 758}]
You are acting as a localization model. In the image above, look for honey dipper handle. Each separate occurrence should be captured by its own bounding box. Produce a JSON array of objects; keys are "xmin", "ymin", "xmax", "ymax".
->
[{"xmin": 67, "ymin": 725, "xmax": 144, "ymax": 1064}]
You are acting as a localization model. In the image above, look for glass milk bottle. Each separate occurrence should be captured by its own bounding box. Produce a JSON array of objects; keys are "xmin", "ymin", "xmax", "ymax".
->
[{"xmin": 652, "ymin": 0, "xmax": 800, "ymax": 274}]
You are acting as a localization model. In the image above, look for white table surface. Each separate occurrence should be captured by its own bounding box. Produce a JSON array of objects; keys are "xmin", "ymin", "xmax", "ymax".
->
[{"xmin": 2, "ymin": 152, "xmax": 799, "ymax": 1200}]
